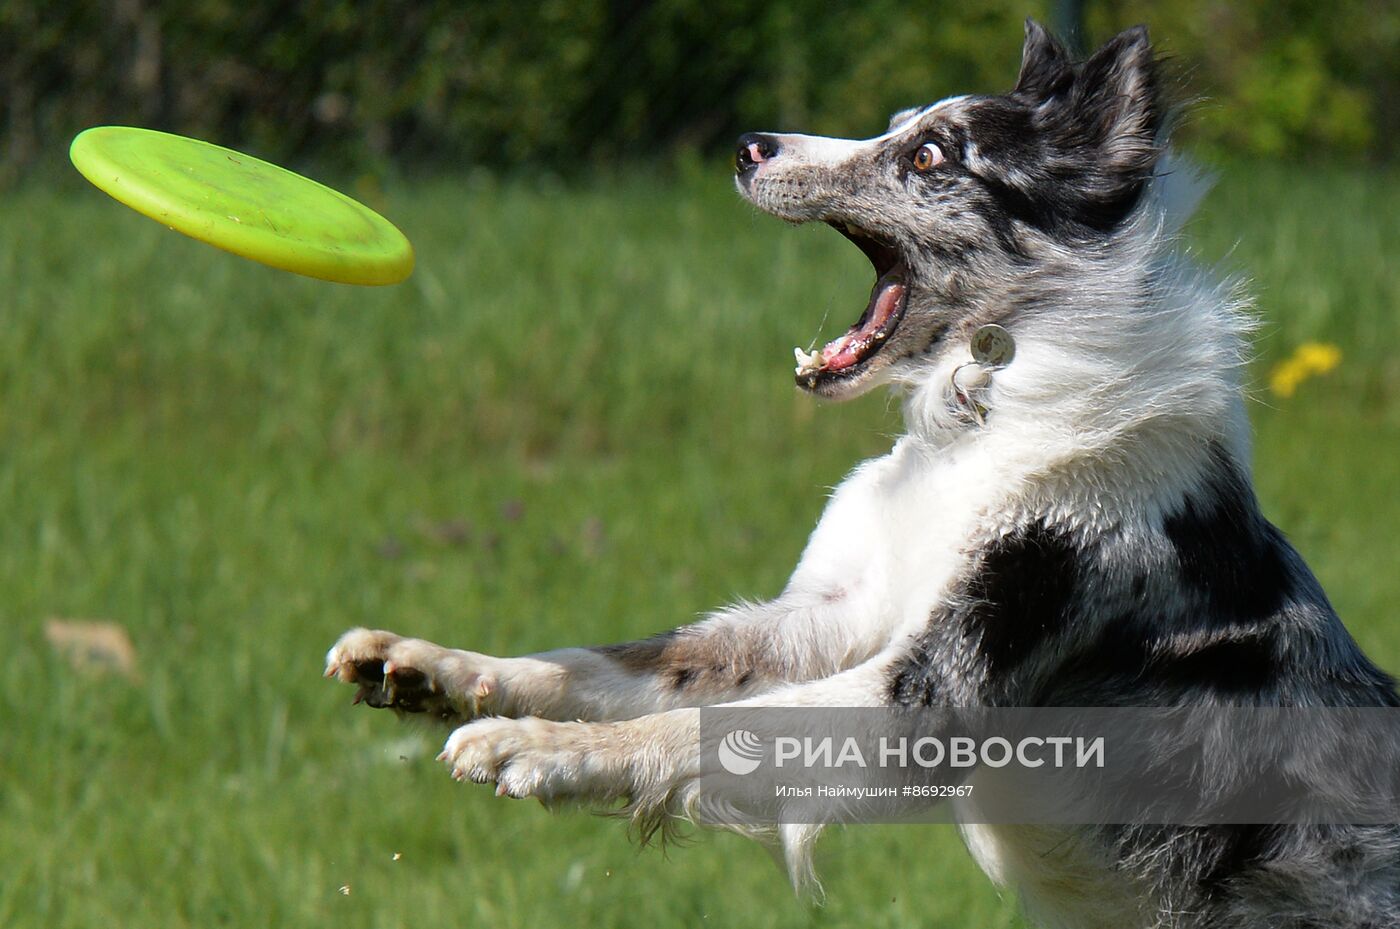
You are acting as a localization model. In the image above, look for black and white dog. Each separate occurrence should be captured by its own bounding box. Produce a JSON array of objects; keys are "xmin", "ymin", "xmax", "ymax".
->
[{"xmin": 326, "ymin": 22, "xmax": 1400, "ymax": 927}]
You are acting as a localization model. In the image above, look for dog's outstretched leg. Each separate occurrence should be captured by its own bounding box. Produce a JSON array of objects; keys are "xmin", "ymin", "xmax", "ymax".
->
[
  {"xmin": 436, "ymin": 650, "xmax": 904, "ymax": 808},
  {"xmin": 325, "ymin": 582, "xmax": 894, "ymax": 725},
  {"xmin": 326, "ymin": 444, "xmax": 909, "ymax": 723}
]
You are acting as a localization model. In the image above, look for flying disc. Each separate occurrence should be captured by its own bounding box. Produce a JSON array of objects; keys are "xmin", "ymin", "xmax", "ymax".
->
[{"xmin": 69, "ymin": 126, "xmax": 414, "ymax": 285}]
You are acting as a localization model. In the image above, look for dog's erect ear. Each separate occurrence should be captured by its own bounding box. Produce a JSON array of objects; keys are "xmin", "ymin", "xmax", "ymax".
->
[
  {"xmin": 973, "ymin": 23, "xmax": 1163, "ymax": 231},
  {"xmin": 1015, "ymin": 19, "xmax": 1073, "ymax": 99},
  {"xmin": 1047, "ymin": 24, "xmax": 1162, "ymax": 225},
  {"xmin": 1005, "ymin": 25, "xmax": 1162, "ymax": 231},
  {"xmin": 1074, "ymin": 26, "xmax": 1160, "ymax": 157}
]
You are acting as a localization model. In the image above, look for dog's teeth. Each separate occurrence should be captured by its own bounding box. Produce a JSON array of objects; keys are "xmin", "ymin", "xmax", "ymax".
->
[{"xmin": 794, "ymin": 346, "xmax": 823, "ymax": 375}]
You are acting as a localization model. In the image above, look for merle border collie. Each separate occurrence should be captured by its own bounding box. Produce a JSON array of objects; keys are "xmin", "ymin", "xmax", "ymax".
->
[{"xmin": 325, "ymin": 21, "xmax": 1400, "ymax": 928}]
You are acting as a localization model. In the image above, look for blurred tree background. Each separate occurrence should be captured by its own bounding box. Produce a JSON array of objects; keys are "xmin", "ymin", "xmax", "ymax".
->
[{"xmin": 1, "ymin": 0, "xmax": 1396, "ymax": 185}]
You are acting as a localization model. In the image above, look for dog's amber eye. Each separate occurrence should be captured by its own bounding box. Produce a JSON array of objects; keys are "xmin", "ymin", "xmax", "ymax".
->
[{"xmin": 913, "ymin": 142, "xmax": 944, "ymax": 172}]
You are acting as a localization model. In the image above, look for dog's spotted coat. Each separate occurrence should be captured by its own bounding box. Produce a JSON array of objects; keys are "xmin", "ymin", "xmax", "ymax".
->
[{"xmin": 325, "ymin": 21, "xmax": 1400, "ymax": 928}]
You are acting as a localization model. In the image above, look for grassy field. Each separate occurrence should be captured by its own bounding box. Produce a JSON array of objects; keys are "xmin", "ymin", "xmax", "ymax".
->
[{"xmin": 2, "ymin": 160, "xmax": 1398, "ymax": 928}]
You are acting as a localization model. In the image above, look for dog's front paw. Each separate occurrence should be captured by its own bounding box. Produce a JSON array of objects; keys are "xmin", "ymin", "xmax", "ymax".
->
[
  {"xmin": 440, "ymin": 717, "xmax": 624, "ymax": 802},
  {"xmin": 324, "ymin": 627, "xmax": 499, "ymax": 722}
]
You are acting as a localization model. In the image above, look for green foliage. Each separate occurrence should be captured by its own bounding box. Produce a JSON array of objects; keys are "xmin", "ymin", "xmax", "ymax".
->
[
  {"xmin": 1093, "ymin": 0, "xmax": 1396, "ymax": 158},
  {"xmin": 2, "ymin": 0, "xmax": 1396, "ymax": 181}
]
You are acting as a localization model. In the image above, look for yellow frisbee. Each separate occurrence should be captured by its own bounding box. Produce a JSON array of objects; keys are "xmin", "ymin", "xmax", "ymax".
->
[{"xmin": 70, "ymin": 126, "xmax": 414, "ymax": 286}]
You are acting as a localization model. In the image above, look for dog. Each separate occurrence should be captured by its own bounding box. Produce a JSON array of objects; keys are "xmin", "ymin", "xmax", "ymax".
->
[{"xmin": 325, "ymin": 21, "xmax": 1400, "ymax": 928}]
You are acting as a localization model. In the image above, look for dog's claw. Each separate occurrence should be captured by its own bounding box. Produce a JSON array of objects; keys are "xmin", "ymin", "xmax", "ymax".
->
[{"xmin": 326, "ymin": 628, "xmax": 503, "ymax": 726}]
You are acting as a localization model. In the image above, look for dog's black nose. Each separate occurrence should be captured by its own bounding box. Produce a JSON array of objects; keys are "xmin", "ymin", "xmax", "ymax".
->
[{"xmin": 736, "ymin": 133, "xmax": 780, "ymax": 175}]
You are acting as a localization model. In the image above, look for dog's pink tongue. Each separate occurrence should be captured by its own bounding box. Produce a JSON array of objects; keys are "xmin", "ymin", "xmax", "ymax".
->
[{"xmin": 822, "ymin": 282, "xmax": 905, "ymax": 372}]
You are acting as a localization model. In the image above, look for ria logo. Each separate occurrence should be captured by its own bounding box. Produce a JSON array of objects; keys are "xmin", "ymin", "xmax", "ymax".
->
[{"xmin": 717, "ymin": 729, "xmax": 764, "ymax": 776}]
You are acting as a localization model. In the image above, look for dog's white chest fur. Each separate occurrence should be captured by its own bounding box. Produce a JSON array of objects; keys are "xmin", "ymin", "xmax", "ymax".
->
[{"xmin": 786, "ymin": 435, "xmax": 1024, "ymax": 653}]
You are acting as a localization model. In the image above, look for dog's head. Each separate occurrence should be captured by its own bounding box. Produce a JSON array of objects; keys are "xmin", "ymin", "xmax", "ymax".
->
[{"xmin": 736, "ymin": 21, "xmax": 1163, "ymax": 399}]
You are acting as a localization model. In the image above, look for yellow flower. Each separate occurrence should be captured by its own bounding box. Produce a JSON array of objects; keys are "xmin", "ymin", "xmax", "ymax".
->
[{"xmin": 1269, "ymin": 342, "xmax": 1342, "ymax": 398}]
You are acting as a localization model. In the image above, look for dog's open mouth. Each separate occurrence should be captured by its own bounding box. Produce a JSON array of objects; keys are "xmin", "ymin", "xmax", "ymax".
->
[{"xmin": 793, "ymin": 222, "xmax": 908, "ymax": 388}]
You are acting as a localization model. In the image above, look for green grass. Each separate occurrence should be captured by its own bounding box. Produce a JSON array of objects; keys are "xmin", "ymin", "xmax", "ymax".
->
[{"xmin": 1, "ymin": 159, "xmax": 1398, "ymax": 928}]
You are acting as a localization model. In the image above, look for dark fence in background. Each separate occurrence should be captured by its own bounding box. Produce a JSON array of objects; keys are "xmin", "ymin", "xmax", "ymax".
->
[{"xmin": 2, "ymin": 0, "xmax": 1396, "ymax": 183}]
